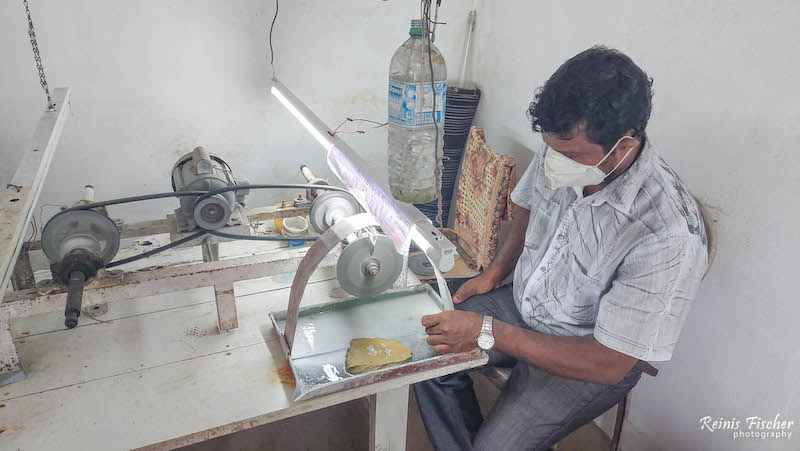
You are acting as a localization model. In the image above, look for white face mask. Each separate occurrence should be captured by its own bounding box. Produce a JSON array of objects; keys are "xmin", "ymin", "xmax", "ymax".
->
[{"xmin": 543, "ymin": 136, "xmax": 635, "ymax": 190}]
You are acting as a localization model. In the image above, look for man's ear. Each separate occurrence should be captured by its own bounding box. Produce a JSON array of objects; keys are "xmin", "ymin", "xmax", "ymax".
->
[{"xmin": 613, "ymin": 132, "xmax": 641, "ymax": 166}]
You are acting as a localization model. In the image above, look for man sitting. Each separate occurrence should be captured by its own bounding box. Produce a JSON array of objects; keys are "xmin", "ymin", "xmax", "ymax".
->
[{"xmin": 415, "ymin": 46, "xmax": 708, "ymax": 451}]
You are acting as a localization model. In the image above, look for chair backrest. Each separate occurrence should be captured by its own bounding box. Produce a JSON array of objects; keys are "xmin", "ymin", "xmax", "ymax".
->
[
  {"xmin": 453, "ymin": 127, "xmax": 516, "ymax": 271},
  {"xmin": 636, "ymin": 197, "xmax": 717, "ymax": 379},
  {"xmin": 694, "ymin": 197, "xmax": 718, "ymax": 279}
]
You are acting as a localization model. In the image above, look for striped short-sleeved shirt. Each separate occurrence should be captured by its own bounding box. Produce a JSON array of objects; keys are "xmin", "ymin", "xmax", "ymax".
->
[{"xmin": 509, "ymin": 143, "xmax": 707, "ymax": 361}]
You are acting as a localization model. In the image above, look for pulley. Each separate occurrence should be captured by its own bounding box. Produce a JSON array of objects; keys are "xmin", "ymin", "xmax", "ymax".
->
[
  {"xmin": 172, "ymin": 147, "xmax": 249, "ymax": 232},
  {"xmin": 41, "ymin": 207, "xmax": 120, "ymax": 329},
  {"xmin": 309, "ymin": 191, "xmax": 360, "ymax": 234},
  {"xmin": 41, "ymin": 209, "xmax": 120, "ymax": 270}
]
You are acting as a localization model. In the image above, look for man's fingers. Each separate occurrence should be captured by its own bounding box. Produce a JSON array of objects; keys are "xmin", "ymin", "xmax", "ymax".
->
[
  {"xmin": 426, "ymin": 335, "xmax": 445, "ymax": 346},
  {"xmin": 434, "ymin": 345, "xmax": 450, "ymax": 355},
  {"xmin": 421, "ymin": 314, "xmax": 441, "ymax": 327},
  {"xmin": 452, "ymin": 284, "xmax": 474, "ymax": 305},
  {"xmin": 425, "ymin": 326, "xmax": 442, "ymax": 335}
]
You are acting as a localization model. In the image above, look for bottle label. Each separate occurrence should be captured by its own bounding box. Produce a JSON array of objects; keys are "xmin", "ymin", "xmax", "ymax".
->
[{"xmin": 388, "ymin": 80, "xmax": 446, "ymax": 127}]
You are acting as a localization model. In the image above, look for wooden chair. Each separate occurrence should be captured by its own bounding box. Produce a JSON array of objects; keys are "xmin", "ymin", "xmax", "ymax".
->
[{"xmin": 480, "ymin": 197, "xmax": 718, "ymax": 450}]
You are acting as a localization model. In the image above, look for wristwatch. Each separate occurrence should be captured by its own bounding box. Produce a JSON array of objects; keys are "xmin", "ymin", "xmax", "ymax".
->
[{"xmin": 476, "ymin": 315, "xmax": 495, "ymax": 351}]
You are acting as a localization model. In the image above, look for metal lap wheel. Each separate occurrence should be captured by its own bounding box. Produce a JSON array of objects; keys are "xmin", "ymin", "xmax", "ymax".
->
[{"xmin": 336, "ymin": 235, "xmax": 403, "ymax": 298}]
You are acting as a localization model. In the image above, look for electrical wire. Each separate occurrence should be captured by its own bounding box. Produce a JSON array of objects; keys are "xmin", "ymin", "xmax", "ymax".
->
[
  {"xmin": 332, "ymin": 118, "xmax": 349, "ymax": 135},
  {"xmin": 423, "ymin": 1, "xmax": 444, "ymax": 227},
  {"xmin": 269, "ymin": 0, "xmax": 279, "ymax": 78},
  {"xmin": 26, "ymin": 217, "xmax": 37, "ymax": 245},
  {"xmin": 208, "ymin": 229, "xmax": 317, "ymax": 242},
  {"xmin": 106, "ymin": 231, "xmax": 207, "ymax": 269},
  {"xmin": 348, "ymin": 118, "xmax": 388, "ymax": 126},
  {"xmin": 331, "ymin": 118, "xmax": 389, "ymax": 136},
  {"xmin": 39, "ymin": 203, "xmax": 67, "ymax": 227}
]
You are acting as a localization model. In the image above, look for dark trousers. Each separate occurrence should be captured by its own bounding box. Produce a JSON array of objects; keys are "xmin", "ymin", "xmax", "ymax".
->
[{"xmin": 414, "ymin": 285, "xmax": 642, "ymax": 451}]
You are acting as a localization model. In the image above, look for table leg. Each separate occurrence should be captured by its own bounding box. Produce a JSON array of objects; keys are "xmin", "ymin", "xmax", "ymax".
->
[
  {"xmin": 214, "ymin": 281, "xmax": 238, "ymax": 331},
  {"xmin": 369, "ymin": 385, "xmax": 409, "ymax": 451},
  {"xmin": 202, "ymin": 242, "xmax": 220, "ymax": 262},
  {"xmin": 11, "ymin": 245, "xmax": 35, "ymax": 290}
]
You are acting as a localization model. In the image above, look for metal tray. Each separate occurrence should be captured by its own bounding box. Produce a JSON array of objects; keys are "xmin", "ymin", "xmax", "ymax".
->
[{"xmin": 269, "ymin": 284, "xmax": 486, "ymax": 401}]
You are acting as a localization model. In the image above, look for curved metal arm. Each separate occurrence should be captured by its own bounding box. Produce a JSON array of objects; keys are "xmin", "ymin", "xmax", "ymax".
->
[
  {"xmin": 285, "ymin": 213, "xmax": 379, "ymax": 351},
  {"xmin": 284, "ymin": 214, "xmax": 454, "ymax": 353}
]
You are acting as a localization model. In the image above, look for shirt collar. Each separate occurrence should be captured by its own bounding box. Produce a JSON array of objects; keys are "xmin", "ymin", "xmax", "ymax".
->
[{"xmin": 585, "ymin": 141, "xmax": 655, "ymax": 213}]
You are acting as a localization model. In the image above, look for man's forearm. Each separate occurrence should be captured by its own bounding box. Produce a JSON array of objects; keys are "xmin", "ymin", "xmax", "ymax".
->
[
  {"xmin": 492, "ymin": 320, "xmax": 637, "ymax": 385},
  {"xmin": 484, "ymin": 205, "xmax": 530, "ymax": 283}
]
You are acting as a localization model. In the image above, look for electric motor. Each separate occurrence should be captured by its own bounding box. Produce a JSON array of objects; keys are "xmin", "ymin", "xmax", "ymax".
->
[{"xmin": 171, "ymin": 147, "xmax": 249, "ymax": 232}]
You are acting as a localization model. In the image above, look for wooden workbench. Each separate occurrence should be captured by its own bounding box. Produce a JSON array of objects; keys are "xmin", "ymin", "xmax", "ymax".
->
[{"xmin": 0, "ymin": 241, "xmax": 487, "ymax": 450}]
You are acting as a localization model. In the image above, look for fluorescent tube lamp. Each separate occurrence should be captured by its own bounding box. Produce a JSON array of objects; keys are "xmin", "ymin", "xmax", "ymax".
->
[
  {"xmin": 269, "ymin": 78, "xmax": 457, "ymax": 283},
  {"xmin": 270, "ymin": 80, "xmax": 334, "ymax": 153}
]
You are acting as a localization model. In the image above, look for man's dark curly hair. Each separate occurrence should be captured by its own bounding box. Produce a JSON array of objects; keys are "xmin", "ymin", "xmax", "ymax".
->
[{"xmin": 528, "ymin": 46, "xmax": 653, "ymax": 152}]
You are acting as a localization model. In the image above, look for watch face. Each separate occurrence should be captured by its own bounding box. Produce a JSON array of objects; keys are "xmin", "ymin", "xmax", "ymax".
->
[{"xmin": 477, "ymin": 333, "xmax": 495, "ymax": 351}]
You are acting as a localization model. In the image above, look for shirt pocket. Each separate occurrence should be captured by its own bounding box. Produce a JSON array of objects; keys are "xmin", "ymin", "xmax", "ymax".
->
[{"xmin": 552, "ymin": 253, "xmax": 604, "ymax": 324}]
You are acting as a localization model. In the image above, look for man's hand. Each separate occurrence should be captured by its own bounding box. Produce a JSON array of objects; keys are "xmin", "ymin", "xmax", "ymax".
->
[
  {"xmin": 452, "ymin": 272, "xmax": 500, "ymax": 304},
  {"xmin": 422, "ymin": 310, "xmax": 483, "ymax": 354}
]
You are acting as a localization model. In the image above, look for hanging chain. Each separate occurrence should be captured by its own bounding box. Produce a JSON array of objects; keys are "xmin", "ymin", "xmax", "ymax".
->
[{"xmin": 23, "ymin": 0, "xmax": 55, "ymax": 111}]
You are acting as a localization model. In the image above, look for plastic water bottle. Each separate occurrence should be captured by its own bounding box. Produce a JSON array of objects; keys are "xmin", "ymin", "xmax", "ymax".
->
[{"xmin": 388, "ymin": 19, "xmax": 447, "ymax": 204}]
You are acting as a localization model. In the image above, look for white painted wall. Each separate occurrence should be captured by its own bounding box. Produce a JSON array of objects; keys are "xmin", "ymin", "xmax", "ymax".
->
[
  {"xmin": 0, "ymin": 0, "xmax": 473, "ymax": 223},
  {"xmin": 466, "ymin": 1, "xmax": 800, "ymax": 450},
  {"xmin": 2, "ymin": 1, "xmax": 799, "ymax": 450}
]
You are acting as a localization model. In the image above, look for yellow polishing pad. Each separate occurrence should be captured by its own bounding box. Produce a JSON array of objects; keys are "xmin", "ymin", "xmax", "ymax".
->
[{"xmin": 345, "ymin": 338, "xmax": 412, "ymax": 374}]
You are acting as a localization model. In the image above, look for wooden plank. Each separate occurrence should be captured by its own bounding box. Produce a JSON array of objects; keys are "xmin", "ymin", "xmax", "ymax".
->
[
  {"xmin": 2, "ymin": 280, "xmax": 346, "ymax": 400},
  {"xmin": 369, "ymin": 386, "xmax": 409, "ymax": 451},
  {"xmin": 1, "ymin": 88, "xmax": 70, "ymax": 296},
  {"xmin": 0, "ymin": 337, "xmax": 483, "ymax": 451},
  {"xmin": 0, "ymin": 275, "xmax": 483, "ymax": 451},
  {"xmin": 0, "ymin": 89, "xmax": 70, "ymax": 380},
  {"xmin": 1, "ymin": 244, "xmax": 341, "ymax": 317},
  {"xmin": 246, "ymin": 204, "xmax": 310, "ymax": 223},
  {"xmin": 0, "ymin": 243, "xmax": 339, "ymax": 378},
  {"xmin": 119, "ymin": 217, "xmax": 175, "ymax": 239},
  {"xmin": 7, "ymin": 267, "xmax": 338, "ymax": 338},
  {"xmin": 114, "ymin": 204, "xmax": 309, "ymax": 241}
]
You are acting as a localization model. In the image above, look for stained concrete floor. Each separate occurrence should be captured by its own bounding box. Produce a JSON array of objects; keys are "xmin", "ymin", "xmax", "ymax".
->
[{"xmin": 182, "ymin": 374, "xmax": 610, "ymax": 451}]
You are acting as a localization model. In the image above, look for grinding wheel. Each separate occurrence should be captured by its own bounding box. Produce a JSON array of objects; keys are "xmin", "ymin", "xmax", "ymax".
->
[
  {"xmin": 337, "ymin": 235, "xmax": 403, "ymax": 297},
  {"xmin": 408, "ymin": 253, "xmax": 435, "ymax": 277}
]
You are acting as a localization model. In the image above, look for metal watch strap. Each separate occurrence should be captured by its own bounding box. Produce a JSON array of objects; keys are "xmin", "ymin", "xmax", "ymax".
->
[{"xmin": 482, "ymin": 315, "xmax": 493, "ymax": 334}]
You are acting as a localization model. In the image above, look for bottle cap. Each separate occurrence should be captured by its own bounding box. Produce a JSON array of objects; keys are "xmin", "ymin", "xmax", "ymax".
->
[{"xmin": 410, "ymin": 19, "xmax": 425, "ymax": 36}]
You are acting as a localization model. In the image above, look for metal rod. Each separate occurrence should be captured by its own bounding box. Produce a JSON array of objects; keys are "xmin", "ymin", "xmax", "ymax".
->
[
  {"xmin": 64, "ymin": 270, "xmax": 85, "ymax": 329},
  {"xmin": 299, "ymin": 165, "xmax": 316, "ymax": 183},
  {"xmin": 457, "ymin": 10, "xmax": 477, "ymax": 89}
]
